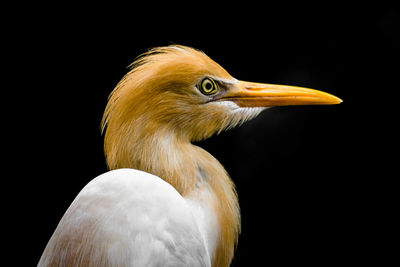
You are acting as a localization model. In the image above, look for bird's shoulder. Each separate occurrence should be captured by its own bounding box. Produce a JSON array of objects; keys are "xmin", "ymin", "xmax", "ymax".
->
[
  {"xmin": 83, "ymin": 168, "xmax": 184, "ymax": 206},
  {"xmin": 38, "ymin": 169, "xmax": 210, "ymax": 267}
]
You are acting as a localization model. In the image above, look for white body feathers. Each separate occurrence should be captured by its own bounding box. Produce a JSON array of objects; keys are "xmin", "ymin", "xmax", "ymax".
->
[{"xmin": 38, "ymin": 169, "xmax": 214, "ymax": 267}]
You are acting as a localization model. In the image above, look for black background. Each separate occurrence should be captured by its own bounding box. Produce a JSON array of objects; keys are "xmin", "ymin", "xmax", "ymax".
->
[{"xmin": 6, "ymin": 3, "xmax": 398, "ymax": 266}]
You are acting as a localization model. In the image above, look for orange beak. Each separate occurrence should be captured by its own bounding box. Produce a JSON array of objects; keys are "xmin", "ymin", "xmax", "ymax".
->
[{"xmin": 220, "ymin": 81, "xmax": 342, "ymax": 107}]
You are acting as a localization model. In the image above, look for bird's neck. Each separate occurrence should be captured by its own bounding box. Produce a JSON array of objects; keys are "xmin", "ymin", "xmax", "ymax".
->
[{"xmin": 118, "ymin": 128, "xmax": 240, "ymax": 267}]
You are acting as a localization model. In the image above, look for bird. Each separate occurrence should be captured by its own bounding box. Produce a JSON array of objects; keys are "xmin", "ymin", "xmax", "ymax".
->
[{"xmin": 38, "ymin": 45, "xmax": 342, "ymax": 267}]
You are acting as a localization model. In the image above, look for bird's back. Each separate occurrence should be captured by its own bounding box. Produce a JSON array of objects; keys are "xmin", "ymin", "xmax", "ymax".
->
[{"xmin": 38, "ymin": 169, "xmax": 211, "ymax": 267}]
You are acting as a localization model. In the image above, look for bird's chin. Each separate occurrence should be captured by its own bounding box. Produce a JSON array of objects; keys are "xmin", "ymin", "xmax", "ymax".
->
[
  {"xmin": 211, "ymin": 100, "xmax": 267, "ymax": 132},
  {"xmin": 215, "ymin": 100, "xmax": 267, "ymax": 113}
]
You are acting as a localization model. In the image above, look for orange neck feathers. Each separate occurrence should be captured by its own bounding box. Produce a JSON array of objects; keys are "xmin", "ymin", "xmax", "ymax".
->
[{"xmin": 101, "ymin": 46, "xmax": 240, "ymax": 266}]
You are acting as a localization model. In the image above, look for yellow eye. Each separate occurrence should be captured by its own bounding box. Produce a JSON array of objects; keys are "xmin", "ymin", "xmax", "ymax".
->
[{"xmin": 199, "ymin": 78, "xmax": 217, "ymax": 95}]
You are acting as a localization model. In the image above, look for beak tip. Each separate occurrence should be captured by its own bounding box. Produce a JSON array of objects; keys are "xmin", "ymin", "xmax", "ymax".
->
[
  {"xmin": 333, "ymin": 96, "xmax": 343, "ymax": 105},
  {"xmin": 322, "ymin": 91, "xmax": 342, "ymax": 105}
]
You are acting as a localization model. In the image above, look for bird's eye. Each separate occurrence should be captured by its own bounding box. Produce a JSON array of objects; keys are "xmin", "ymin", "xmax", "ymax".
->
[{"xmin": 199, "ymin": 78, "xmax": 218, "ymax": 95}]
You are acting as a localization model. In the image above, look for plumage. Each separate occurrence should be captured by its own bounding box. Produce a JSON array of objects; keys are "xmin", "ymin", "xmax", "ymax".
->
[
  {"xmin": 39, "ymin": 45, "xmax": 341, "ymax": 267},
  {"xmin": 39, "ymin": 169, "xmax": 211, "ymax": 266}
]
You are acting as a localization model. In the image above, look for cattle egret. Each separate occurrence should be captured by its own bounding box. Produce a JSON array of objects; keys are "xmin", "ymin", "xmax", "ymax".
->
[{"xmin": 38, "ymin": 45, "xmax": 342, "ymax": 267}]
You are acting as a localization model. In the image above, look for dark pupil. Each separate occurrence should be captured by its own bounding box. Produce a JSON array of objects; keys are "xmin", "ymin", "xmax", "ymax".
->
[{"xmin": 205, "ymin": 81, "xmax": 212, "ymax": 90}]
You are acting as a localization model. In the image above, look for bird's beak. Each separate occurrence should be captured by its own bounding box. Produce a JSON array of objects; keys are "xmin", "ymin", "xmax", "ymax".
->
[{"xmin": 219, "ymin": 81, "xmax": 342, "ymax": 107}]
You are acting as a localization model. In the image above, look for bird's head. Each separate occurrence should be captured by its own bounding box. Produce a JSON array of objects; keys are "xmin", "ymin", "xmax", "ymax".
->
[{"xmin": 102, "ymin": 45, "xmax": 341, "ymax": 168}]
